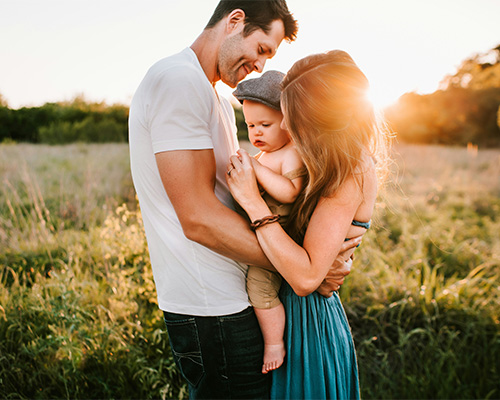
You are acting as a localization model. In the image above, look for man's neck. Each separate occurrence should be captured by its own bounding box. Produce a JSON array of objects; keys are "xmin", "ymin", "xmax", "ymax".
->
[{"xmin": 191, "ymin": 29, "xmax": 222, "ymax": 86}]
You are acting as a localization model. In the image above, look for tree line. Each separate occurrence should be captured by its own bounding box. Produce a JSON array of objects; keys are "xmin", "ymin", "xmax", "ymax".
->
[
  {"xmin": 385, "ymin": 86, "xmax": 500, "ymax": 147},
  {"xmin": 0, "ymin": 96, "xmax": 129, "ymax": 144},
  {"xmin": 0, "ymin": 95, "xmax": 249, "ymax": 145},
  {"xmin": 1, "ymin": 44, "xmax": 499, "ymax": 146},
  {"xmin": 385, "ymin": 44, "xmax": 500, "ymax": 147}
]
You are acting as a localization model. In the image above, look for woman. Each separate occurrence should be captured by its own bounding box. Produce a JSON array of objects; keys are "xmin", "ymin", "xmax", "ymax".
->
[{"xmin": 227, "ymin": 50, "xmax": 389, "ymax": 399}]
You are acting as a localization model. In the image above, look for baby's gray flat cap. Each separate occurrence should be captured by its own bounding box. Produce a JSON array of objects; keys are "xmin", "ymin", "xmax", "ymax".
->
[{"xmin": 232, "ymin": 70, "xmax": 285, "ymax": 111}]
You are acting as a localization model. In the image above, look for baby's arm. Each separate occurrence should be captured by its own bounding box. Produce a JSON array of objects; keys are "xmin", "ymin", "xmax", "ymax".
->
[{"xmin": 250, "ymin": 148, "xmax": 305, "ymax": 204}]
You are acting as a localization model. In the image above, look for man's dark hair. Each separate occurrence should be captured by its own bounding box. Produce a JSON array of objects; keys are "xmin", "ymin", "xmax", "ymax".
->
[{"xmin": 205, "ymin": 0, "xmax": 298, "ymax": 42}]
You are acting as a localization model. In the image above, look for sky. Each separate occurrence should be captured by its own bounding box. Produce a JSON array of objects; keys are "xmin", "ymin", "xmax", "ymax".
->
[{"xmin": 1, "ymin": 0, "xmax": 499, "ymax": 110}]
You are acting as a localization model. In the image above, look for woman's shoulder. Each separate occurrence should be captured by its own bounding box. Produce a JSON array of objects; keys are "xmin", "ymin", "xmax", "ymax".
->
[{"xmin": 322, "ymin": 153, "xmax": 377, "ymax": 203}]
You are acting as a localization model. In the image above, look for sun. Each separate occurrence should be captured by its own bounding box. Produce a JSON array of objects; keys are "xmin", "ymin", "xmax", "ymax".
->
[{"xmin": 366, "ymin": 85, "xmax": 400, "ymax": 112}]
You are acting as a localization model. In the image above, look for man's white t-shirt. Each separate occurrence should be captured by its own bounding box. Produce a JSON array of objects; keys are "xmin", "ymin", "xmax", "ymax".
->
[{"xmin": 129, "ymin": 47, "xmax": 250, "ymax": 316}]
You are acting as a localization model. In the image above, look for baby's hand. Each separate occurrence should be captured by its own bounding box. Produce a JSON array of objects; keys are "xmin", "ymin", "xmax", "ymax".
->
[
  {"xmin": 236, "ymin": 149, "xmax": 246, "ymax": 161},
  {"xmin": 250, "ymin": 156, "xmax": 261, "ymax": 169},
  {"xmin": 238, "ymin": 149, "xmax": 261, "ymax": 170}
]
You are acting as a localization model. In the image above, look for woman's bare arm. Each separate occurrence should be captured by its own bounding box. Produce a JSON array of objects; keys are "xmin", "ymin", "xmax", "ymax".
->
[
  {"xmin": 227, "ymin": 150, "xmax": 366, "ymax": 296},
  {"xmin": 156, "ymin": 149, "xmax": 272, "ymax": 268}
]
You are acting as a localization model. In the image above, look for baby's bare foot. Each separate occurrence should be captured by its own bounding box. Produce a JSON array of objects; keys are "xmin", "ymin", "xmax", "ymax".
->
[{"xmin": 262, "ymin": 343, "xmax": 286, "ymax": 374}]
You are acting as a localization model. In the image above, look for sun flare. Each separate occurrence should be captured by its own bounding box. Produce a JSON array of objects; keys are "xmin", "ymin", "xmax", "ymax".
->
[{"xmin": 366, "ymin": 85, "xmax": 400, "ymax": 112}]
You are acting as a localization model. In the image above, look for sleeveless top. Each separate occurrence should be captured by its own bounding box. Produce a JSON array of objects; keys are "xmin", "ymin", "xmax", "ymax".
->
[
  {"xmin": 346, "ymin": 219, "xmax": 371, "ymax": 245},
  {"xmin": 351, "ymin": 219, "xmax": 371, "ymax": 229}
]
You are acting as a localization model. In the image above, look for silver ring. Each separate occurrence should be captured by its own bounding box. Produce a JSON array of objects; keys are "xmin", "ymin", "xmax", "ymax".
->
[{"xmin": 227, "ymin": 167, "xmax": 234, "ymax": 176}]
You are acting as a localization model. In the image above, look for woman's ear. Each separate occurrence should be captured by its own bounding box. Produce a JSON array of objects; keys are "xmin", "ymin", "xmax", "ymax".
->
[{"xmin": 226, "ymin": 9, "xmax": 246, "ymax": 33}]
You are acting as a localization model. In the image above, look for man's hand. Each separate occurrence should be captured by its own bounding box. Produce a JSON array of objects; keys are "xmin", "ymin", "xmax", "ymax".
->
[{"xmin": 316, "ymin": 236, "xmax": 361, "ymax": 298}]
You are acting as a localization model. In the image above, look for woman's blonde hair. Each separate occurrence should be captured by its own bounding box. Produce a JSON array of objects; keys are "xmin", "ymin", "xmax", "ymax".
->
[{"xmin": 281, "ymin": 50, "xmax": 389, "ymax": 243}]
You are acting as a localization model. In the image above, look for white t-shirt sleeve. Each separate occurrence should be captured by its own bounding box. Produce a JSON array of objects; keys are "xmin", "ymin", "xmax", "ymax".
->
[{"xmin": 149, "ymin": 66, "xmax": 214, "ymax": 154}]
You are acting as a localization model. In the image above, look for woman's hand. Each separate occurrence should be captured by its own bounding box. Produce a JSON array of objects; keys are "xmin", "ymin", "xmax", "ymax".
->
[
  {"xmin": 226, "ymin": 149, "xmax": 263, "ymax": 211},
  {"xmin": 316, "ymin": 236, "xmax": 362, "ymax": 297}
]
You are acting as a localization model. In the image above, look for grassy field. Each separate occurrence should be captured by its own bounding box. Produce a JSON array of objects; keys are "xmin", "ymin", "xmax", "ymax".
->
[{"xmin": 1, "ymin": 142, "xmax": 499, "ymax": 399}]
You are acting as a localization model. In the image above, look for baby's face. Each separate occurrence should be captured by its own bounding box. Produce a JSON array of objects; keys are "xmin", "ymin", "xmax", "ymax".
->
[{"xmin": 242, "ymin": 100, "xmax": 290, "ymax": 153}]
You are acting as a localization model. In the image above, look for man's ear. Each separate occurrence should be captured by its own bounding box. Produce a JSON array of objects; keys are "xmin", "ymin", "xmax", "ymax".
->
[{"xmin": 226, "ymin": 9, "xmax": 246, "ymax": 33}]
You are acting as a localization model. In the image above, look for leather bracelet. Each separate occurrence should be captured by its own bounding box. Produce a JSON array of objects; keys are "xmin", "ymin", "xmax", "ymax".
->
[{"xmin": 250, "ymin": 214, "xmax": 280, "ymax": 231}]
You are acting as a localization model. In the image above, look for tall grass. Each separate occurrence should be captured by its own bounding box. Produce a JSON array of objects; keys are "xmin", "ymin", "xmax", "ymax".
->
[
  {"xmin": 1, "ymin": 142, "xmax": 499, "ymax": 399},
  {"xmin": 0, "ymin": 143, "xmax": 185, "ymax": 399},
  {"xmin": 348, "ymin": 144, "xmax": 500, "ymax": 399}
]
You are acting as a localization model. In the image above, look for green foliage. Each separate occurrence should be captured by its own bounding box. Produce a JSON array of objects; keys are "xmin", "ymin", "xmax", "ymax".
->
[
  {"xmin": 0, "ymin": 97, "xmax": 129, "ymax": 144},
  {"xmin": 39, "ymin": 117, "xmax": 127, "ymax": 144},
  {"xmin": 0, "ymin": 95, "xmax": 246, "ymax": 145},
  {"xmin": 351, "ymin": 299, "xmax": 499, "ymax": 399},
  {"xmin": 385, "ymin": 87, "xmax": 500, "ymax": 147},
  {"xmin": 497, "ymin": 105, "xmax": 500, "ymax": 130},
  {"xmin": 233, "ymin": 103, "xmax": 249, "ymax": 141},
  {"xmin": 1, "ymin": 143, "xmax": 499, "ymax": 399},
  {"xmin": 0, "ymin": 93, "xmax": 8, "ymax": 107},
  {"xmin": 441, "ymin": 44, "xmax": 500, "ymax": 90},
  {"xmin": 386, "ymin": 44, "xmax": 500, "ymax": 148}
]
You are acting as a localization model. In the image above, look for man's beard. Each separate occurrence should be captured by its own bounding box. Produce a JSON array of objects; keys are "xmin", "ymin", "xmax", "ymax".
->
[{"xmin": 218, "ymin": 34, "xmax": 247, "ymax": 88}]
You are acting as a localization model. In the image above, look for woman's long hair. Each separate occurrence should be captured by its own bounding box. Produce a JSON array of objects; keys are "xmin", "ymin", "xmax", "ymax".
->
[{"xmin": 281, "ymin": 50, "xmax": 389, "ymax": 243}]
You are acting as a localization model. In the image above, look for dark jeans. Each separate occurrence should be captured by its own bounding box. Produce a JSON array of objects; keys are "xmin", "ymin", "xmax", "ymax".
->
[{"xmin": 163, "ymin": 306, "xmax": 270, "ymax": 399}]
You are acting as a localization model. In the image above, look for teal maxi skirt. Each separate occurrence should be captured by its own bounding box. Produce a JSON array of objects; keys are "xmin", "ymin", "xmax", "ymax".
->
[{"xmin": 271, "ymin": 282, "xmax": 360, "ymax": 400}]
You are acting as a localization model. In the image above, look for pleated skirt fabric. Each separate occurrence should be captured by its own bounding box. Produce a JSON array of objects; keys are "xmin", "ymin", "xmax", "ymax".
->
[{"xmin": 271, "ymin": 282, "xmax": 360, "ymax": 400}]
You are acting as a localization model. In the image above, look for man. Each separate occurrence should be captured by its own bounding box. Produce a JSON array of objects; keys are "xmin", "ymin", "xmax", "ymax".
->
[{"xmin": 129, "ymin": 1, "xmax": 354, "ymax": 398}]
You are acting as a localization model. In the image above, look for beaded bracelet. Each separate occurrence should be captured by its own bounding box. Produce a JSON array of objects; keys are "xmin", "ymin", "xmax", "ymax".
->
[{"xmin": 250, "ymin": 214, "xmax": 281, "ymax": 231}]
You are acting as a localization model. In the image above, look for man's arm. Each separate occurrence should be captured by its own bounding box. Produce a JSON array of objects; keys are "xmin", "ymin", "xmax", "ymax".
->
[{"xmin": 155, "ymin": 148, "xmax": 272, "ymax": 267}]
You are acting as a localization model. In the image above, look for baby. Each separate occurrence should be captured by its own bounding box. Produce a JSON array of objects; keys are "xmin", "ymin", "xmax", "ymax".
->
[{"xmin": 232, "ymin": 71, "xmax": 306, "ymax": 374}]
